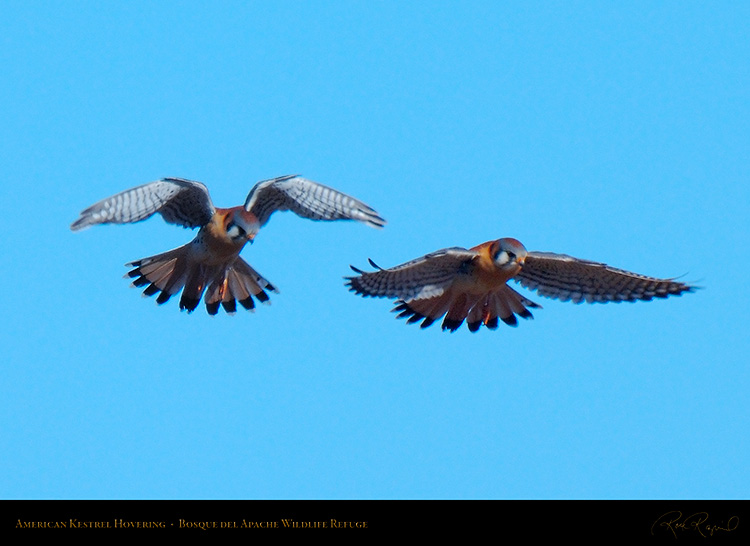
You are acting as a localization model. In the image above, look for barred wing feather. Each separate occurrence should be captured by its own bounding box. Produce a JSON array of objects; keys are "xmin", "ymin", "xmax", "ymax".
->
[
  {"xmin": 244, "ymin": 175, "xmax": 385, "ymax": 228},
  {"xmin": 346, "ymin": 248, "xmax": 477, "ymax": 301},
  {"xmin": 515, "ymin": 251, "xmax": 694, "ymax": 303},
  {"xmin": 70, "ymin": 178, "xmax": 215, "ymax": 231}
]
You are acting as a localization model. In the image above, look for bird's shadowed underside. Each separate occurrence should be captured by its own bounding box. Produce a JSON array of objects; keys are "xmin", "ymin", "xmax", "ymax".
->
[
  {"xmin": 346, "ymin": 239, "xmax": 695, "ymax": 333},
  {"xmin": 71, "ymin": 175, "xmax": 385, "ymax": 315},
  {"xmin": 126, "ymin": 244, "xmax": 277, "ymax": 315}
]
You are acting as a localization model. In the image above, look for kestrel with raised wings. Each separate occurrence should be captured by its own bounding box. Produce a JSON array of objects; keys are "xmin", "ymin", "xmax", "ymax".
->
[
  {"xmin": 71, "ymin": 175, "xmax": 385, "ymax": 314},
  {"xmin": 346, "ymin": 238, "xmax": 694, "ymax": 332}
]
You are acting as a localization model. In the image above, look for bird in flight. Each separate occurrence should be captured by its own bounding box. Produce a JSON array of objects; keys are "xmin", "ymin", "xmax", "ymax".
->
[
  {"xmin": 71, "ymin": 175, "xmax": 385, "ymax": 314},
  {"xmin": 346, "ymin": 237, "xmax": 694, "ymax": 332}
]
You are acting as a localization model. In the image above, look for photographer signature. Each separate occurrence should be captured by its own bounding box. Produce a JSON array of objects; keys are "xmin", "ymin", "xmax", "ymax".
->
[{"xmin": 651, "ymin": 511, "xmax": 739, "ymax": 538}]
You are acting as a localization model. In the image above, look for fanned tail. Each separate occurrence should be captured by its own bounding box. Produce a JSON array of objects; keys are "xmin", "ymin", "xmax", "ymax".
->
[
  {"xmin": 126, "ymin": 246, "xmax": 276, "ymax": 314},
  {"xmin": 392, "ymin": 285, "xmax": 541, "ymax": 333},
  {"xmin": 203, "ymin": 258, "xmax": 277, "ymax": 315}
]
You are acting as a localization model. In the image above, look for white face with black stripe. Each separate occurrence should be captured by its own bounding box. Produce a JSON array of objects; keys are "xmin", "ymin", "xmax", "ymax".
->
[
  {"xmin": 225, "ymin": 210, "xmax": 259, "ymax": 242},
  {"xmin": 226, "ymin": 222, "xmax": 246, "ymax": 241},
  {"xmin": 493, "ymin": 238, "xmax": 528, "ymax": 269}
]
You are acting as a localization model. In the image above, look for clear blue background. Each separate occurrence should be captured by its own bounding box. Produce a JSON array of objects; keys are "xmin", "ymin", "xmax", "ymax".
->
[{"xmin": 1, "ymin": 1, "xmax": 747, "ymax": 499}]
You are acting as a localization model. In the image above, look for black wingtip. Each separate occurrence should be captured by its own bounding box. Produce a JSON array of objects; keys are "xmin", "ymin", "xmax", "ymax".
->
[
  {"xmin": 517, "ymin": 308, "xmax": 534, "ymax": 320},
  {"xmin": 441, "ymin": 318, "xmax": 464, "ymax": 332},
  {"xmin": 406, "ymin": 313, "xmax": 424, "ymax": 325},
  {"xmin": 179, "ymin": 295, "xmax": 200, "ymax": 313},
  {"xmin": 239, "ymin": 296, "xmax": 256, "ymax": 310},
  {"xmin": 677, "ymin": 283, "xmax": 699, "ymax": 296},
  {"xmin": 500, "ymin": 315, "xmax": 518, "ymax": 327},
  {"xmin": 420, "ymin": 317, "xmax": 436, "ymax": 329},
  {"xmin": 222, "ymin": 300, "xmax": 237, "ymax": 314},
  {"xmin": 396, "ymin": 308, "xmax": 414, "ymax": 319},
  {"xmin": 143, "ymin": 283, "xmax": 160, "ymax": 297},
  {"xmin": 392, "ymin": 302, "xmax": 409, "ymax": 313},
  {"xmin": 390, "ymin": 302, "xmax": 434, "ymax": 329},
  {"xmin": 131, "ymin": 275, "xmax": 150, "ymax": 288}
]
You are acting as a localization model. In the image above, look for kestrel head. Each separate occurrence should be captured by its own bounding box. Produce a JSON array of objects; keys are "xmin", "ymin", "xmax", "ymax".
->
[
  {"xmin": 492, "ymin": 237, "xmax": 528, "ymax": 270},
  {"xmin": 224, "ymin": 208, "xmax": 260, "ymax": 243}
]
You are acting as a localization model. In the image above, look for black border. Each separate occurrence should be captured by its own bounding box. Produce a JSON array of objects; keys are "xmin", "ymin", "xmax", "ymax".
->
[{"xmin": 4, "ymin": 500, "xmax": 748, "ymax": 540}]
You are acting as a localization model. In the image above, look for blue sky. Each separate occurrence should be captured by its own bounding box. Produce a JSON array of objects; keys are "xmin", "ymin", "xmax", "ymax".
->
[{"xmin": 1, "ymin": 2, "xmax": 748, "ymax": 500}]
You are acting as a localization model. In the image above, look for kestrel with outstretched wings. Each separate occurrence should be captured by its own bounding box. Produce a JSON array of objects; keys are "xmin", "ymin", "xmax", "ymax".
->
[
  {"xmin": 72, "ymin": 175, "xmax": 385, "ymax": 314},
  {"xmin": 346, "ymin": 238, "xmax": 693, "ymax": 332}
]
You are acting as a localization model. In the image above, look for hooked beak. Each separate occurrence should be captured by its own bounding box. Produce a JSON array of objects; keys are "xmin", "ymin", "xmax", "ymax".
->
[{"xmin": 233, "ymin": 209, "xmax": 259, "ymax": 243}]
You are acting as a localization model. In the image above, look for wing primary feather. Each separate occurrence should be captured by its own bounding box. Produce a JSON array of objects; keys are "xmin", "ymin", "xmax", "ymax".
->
[
  {"xmin": 244, "ymin": 175, "xmax": 385, "ymax": 228},
  {"xmin": 71, "ymin": 178, "xmax": 214, "ymax": 230}
]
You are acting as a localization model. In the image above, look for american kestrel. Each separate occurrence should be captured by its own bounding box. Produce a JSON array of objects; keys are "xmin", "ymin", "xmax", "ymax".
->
[
  {"xmin": 71, "ymin": 175, "xmax": 385, "ymax": 314},
  {"xmin": 346, "ymin": 238, "xmax": 694, "ymax": 332}
]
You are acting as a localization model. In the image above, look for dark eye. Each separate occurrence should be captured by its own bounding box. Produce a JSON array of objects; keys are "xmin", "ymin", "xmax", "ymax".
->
[{"xmin": 227, "ymin": 222, "xmax": 246, "ymax": 239}]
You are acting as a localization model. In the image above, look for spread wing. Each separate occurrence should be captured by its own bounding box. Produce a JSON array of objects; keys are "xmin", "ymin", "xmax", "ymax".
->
[
  {"xmin": 70, "ymin": 178, "xmax": 215, "ymax": 231},
  {"xmin": 346, "ymin": 247, "xmax": 477, "ymax": 301},
  {"xmin": 244, "ymin": 175, "xmax": 385, "ymax": 228},
  {"xmin": 347, "ymin": 247, "xmax": 542, "ymax": 332},
  {"xmin": 515, "ymin": 251, "xmax": 695, "ymax": 303}
]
